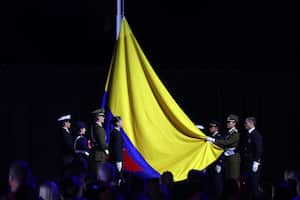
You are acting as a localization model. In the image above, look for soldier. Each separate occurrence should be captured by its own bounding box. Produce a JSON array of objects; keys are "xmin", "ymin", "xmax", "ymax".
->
[
  {"xmin": 72, "ymin": 121, "xmax": 90, "ymax": 174},
  {"xmin": 74, "ymin": 121, "xmax": 90, "ymax": 157},
  {"xmin": 206, "ymin": 120, "xmax": 224, "ymax": 200},
  {"xmin": 241, "ymin": 117, "xmax": 263, "ymax": 200},
  {"xmin": 206, "ymin": 114, "xmax": 241, "ymax": 181},
  {"xmin": 89, "ymin": 109, "xmax": 109, "ymax": 174},
  {"xmin": 109, "ymin": 116, "xmax": 124, "ymax": 185},
  {"xmin": 57, "ymin": 114, "xmax": 74, "ymax": 176}
]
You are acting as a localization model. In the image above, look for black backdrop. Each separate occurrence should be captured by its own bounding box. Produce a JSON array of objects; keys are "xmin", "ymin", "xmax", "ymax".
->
[
  {"xmin": 0, "ymin": 0, "xmax": 298, "ymax": 187},
  {"xmin": 1, "ymin": 65, "xmax": 300, "ymax": 185}
]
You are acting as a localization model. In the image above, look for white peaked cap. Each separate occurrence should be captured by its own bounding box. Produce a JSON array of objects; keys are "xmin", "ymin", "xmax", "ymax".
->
[
  {"xmin": 196, "ymin": 124, "xmax": 205, "ymax": 130},
  {"xmin": 57, "ymin": 114, "xmax": 71, "ymax": 121}
]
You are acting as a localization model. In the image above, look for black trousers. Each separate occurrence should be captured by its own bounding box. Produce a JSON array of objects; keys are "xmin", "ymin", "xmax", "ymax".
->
[
  {"xmin": 241, "ymin": 162, "xmax": 262, "ymax": 200},
  {"xmin": 213, "ymin": 171, "xmax": 223, "ymax": 199},
  {"xmin": 61, "ymin": 154, "xmax": 74, "ymax": 177}
]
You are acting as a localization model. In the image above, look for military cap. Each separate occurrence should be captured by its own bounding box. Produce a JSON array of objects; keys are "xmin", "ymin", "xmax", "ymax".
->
[
  {"xmin": 57, "ymin": 114, "xmax": 71, "ymax": 122},
  {"xmin": 91, "ymin": 108, "xmax": 105, "ymax": 116},
  {"xmin": 209, "ymin": 120, "xmax": 221, "ymax": 128},
  {"xmin": 76, "ymin": 121, "xmax": 86, "ymax": 129},
  {"xmin": 227, "ymin": 114, "xmax": 239, "ymax": 123}
]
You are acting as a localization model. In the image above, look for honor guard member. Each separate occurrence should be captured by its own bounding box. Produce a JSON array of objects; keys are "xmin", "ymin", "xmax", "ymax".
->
[
  {"xmin": 90, "ymin": 109, "xmax": 109, "ymax": 174},
  {"xmin": 109, "ymin": 116, "xmax": 124, "ymax": 185},
  {"xmin": 241, "ymin": 117, "xmax": 263, "ymax": 200},
  {"xmin": 74, "ymin": 121, "xmax": 90, "ymax": 158},
  {"xmin": 72, "ymin": 121, "xmax": 90, "ymax": 175},
  {"xmin": 206, "ymin": 114, "xmax": 241, "ymax": 181},
  {"xmin": 57, "ymin": 114, "xmax": 74, "ymax": 176},
  {"xmin": 206, "ymin": 120, "xmax": 224, "ymax": 200}
]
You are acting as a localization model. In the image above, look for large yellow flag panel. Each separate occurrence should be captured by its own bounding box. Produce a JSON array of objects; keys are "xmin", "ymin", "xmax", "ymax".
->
[{"xmin": 104, "ymin": 18, "xmax": 223, "ymax": 181}]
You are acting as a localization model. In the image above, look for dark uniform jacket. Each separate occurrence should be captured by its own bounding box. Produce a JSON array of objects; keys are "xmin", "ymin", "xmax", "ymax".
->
[
  {"xmin": 210, "ymin": 131, "xmax": 224, "ymax": 166},
  {"xmin": 60, "ymin": 127, "xmax": 74, "ymax": 156},
  {"xmin": 74, "ymin": 135, "xmax": 89, "ymax": 155},
  {"xmin": 92, "ymin": 123, "xmax": 108, "ymax": 162},
  {"xmin": 58, "ymin": 127, "xmax": 74, "ymax": 171},
  {"xmin": 241, "ymin": 128, "xmax": 263, "ymax": 168},
  {"xmin": 207, "ymin": 131, "xmax": 224, "ymax": 200},
  {"xmin": 207, "ymin": 131, "xmax": 224, "ymax": 175},
  {"xmin": 109, "ymin": 128, "xmax": 124, "ymax": 162}
]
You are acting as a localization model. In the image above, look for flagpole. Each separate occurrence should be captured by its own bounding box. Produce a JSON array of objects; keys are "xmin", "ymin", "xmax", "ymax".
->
[
  {"xmin": 116, "ymin": 0, "xmax": 124, "ymax": 40},
  {"xmin": 122, "ymin": 0, "xmax": 125, "ymax": 17}
]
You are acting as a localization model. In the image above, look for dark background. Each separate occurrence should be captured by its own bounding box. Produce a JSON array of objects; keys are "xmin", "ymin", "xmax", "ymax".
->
[{"xmin": 0, "ymin": 0, "xmax": 299, "ymax": 185}]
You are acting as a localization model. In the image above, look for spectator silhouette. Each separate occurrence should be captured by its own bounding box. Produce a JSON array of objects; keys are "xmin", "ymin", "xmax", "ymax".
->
[
  {"xmin": 273, "ymin": 168, "xmax": 299, "ymax": 200},
  {"xmin": 160, "ymin": 171, "xmax": 174, "ymax": 200},
  {"xmin": 0, "ymin": 160, "xmax": 38, "ymax": 200},
  {"xmin": 60, "ymin": 176, "xmax": 85, "ymax": 200},
  {"xmin": 145, "ymin": 178, "xmax": 164, "ymax": 200},
  {"xmin": 39, "ymin": 181, "xmax": 59, "ymax": 200},
  {"xmin": 221, "ymin": 178, "xmax": 240, "ymax": 200}
]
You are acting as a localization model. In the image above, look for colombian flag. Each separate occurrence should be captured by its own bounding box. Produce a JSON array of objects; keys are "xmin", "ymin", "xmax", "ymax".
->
[{"xmin": 101, "ymin": 18, "xmax": 223, "ymax": 181}]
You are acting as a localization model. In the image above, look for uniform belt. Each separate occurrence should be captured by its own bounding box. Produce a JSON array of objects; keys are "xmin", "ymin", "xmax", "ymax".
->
[
  {"xmin": 75, "ymin": 150, "xmax": 90, "ymax": 156},
  {"xmin": 224, "ymin": 147, "xmax": 236, "ymax": 157}
]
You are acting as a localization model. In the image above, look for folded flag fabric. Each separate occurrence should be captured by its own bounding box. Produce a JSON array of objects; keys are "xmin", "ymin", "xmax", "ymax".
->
[{"xmin": 101, "ymin": 17, "xmax": 223, "ymax": 181}]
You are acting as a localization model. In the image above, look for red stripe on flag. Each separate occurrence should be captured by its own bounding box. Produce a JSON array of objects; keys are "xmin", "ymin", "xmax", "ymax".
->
[{"xmin": 123, "ymin": 148, "xmax": 143, "ymax": 172}]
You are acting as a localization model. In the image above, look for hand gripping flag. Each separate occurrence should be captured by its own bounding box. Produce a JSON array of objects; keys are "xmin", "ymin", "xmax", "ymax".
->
[{"xmin": 101, "ymin": 18, "xmax": 223, "ymax": 181}]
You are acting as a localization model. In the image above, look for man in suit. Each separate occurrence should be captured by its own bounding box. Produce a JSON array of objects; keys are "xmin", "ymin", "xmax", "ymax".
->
[
  {"xmin": 241, "ymin": 117, "xmax": 263, "ymax": 200},
  {"xmin": 89, "ymin": 109, "xmax": 109, "ymax": 174},
  {"xmin": 206, "ymin": 114, "xmax": 241, "ymax": 181},
  {"xmin": 109, "ymin": 116, "xmax": 124, "ymax": 185},
  {"xmin": 206, "ymin": 120, "xmax": 224, "ymax": 200},
  {"xmin": 57, "ymin": 114, "xmax": 74, "ymax": 176}
]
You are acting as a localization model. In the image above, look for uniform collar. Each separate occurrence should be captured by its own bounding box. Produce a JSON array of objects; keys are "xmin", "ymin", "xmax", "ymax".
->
[
  {"xmin": 63, "ymin": 127, "xmax": 70, "ymax": 133},
  {"xmin": 212, "ymin": 131, "xmax": 219, "ymax": 137},
  {"xmin": 248, "ymin": 127, "xmax": 255, "ymax": 134},
  {"xmin": 96, "ymin": 121, "xmax": 102, "ymax": 127},
  {"xmin": 229, "ymin": 127, "xmax": 236, "ymax": 133}
]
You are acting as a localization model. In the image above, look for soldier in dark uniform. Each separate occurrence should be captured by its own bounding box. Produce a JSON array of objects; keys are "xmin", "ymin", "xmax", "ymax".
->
[
  {"xmin": 57, "ymin": 114, "xmax": 74, "ymax": 176},
  {"xmin": 206, "ymin": 114, "xmax": 241, "ymax": 181},
  {"xmin": 206, "ymin": 120, "xmax": 224, "ymax": 200},
  {"xmin": 89, "ymin": 109, "xmax": 109, "ymax": 174},
  {"xmin": 109, "ymin": 116, "xmax": 124, "ymax": 185},
  {"xmin": 241, "ymin": 117, "xmax": 263, "ymax": 200},
  {"xmin": 74, "ymin": 121, "xmax": 90, "ymax": 157},
  {"xmin": 73, "ymin": 121, "xmax": 90, "ymax": 174}
]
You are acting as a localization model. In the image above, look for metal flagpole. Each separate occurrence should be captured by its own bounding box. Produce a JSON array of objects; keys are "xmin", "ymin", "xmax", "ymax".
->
[
  {"xmin": 122, "ymin": 0, "xmax": 125, "ymax": 17},
  {"xmin": 116, "ymin": 0, "xmax": 124, "ymax": 40}
]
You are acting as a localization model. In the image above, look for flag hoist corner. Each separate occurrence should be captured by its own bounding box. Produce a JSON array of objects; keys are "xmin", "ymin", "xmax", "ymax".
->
[{"xmin": 101, "ymin": 17, "xmax": 223, "ymax": 181}]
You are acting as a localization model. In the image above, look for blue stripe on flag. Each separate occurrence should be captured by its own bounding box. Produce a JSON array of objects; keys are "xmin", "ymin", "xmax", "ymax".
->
[{"xmin": 105, "ymin": 108, "xmax": 160, "ymax": 179}]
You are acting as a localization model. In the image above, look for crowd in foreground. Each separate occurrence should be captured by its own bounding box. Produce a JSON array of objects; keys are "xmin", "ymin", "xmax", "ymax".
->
[{"xmin": 1, "ymin": 160, "xmax": 300, "ymax": 200}]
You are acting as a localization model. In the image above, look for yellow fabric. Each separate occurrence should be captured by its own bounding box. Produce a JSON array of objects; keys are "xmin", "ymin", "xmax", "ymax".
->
[{"xmin": 105, "ymin": 18, "xmax": 223, "ymax": 181}]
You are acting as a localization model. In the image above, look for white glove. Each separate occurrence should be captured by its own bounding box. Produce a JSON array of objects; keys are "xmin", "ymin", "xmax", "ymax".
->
[
  {"xmin": 252, "ymin": 161, "xmax": 260, "ymax": 172},
  {"xmin": 105, "ymin": 149, "xmax": 109, "ymax": 155},
  {"xmin": 206, "ymin": 136, "xmax": 215, "ymax": 143},
  {"xmin": 215, "ymin": 165, "xmax": 221, "ymax": 174}
]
